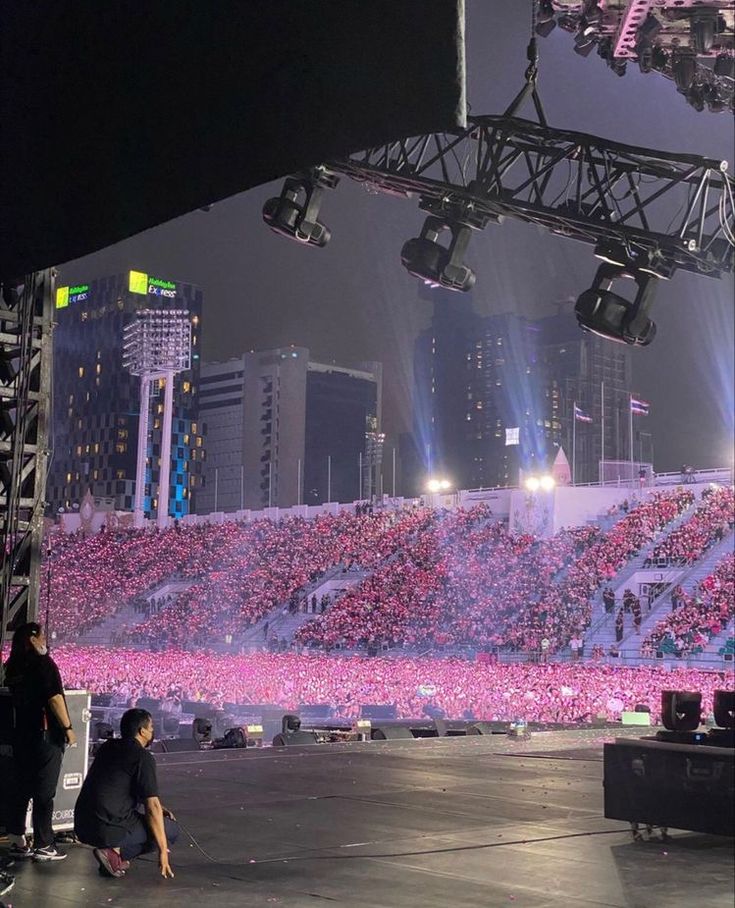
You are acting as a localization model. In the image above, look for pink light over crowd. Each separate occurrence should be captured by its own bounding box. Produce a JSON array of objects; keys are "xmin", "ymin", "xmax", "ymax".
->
[{"xmin": 53, "ymin": 646, "xmax": 732, "ymax": 726}]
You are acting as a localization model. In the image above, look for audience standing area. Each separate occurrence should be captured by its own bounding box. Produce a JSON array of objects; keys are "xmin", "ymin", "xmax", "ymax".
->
[{"xmin": 3, "ymin": 728, "xmax": 733, "ymax": 908}]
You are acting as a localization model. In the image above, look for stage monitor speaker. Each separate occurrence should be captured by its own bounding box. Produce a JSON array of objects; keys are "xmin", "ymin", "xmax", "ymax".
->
[
  {"xmin": 272, "ymin": 731, "xmax": 319, "ymax": 747},
  {"xmin": 713, "ymin": 690, "xmax": 734, "ymax": 729},
  {"xmin": 360, "ymin": 704, "xmax": 397, "ymax": 720},
  {"xmin": 434, "ymin": 719, "xmax": 467, "ymax": 737},
  {"xmin": 467, "ymin": 722, "xmax": 511, "ymax": 735},
  {"xmin": 371, "ymin": 725, "xmax": 414, "ymax": 740},
  {"xmin": 163, "ymin": 738, "xmax": 202, "ymax": 753},
  {"xmin": 661, "ymin": 690, "xmax": 701, "ymax": 731}
]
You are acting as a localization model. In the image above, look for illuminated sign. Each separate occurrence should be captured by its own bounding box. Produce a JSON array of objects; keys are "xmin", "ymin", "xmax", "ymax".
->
[
  {"xmin": 55, "ymin": 284, "xmax": 90, "ymax": 308},
  {"xmin": 129, "ymin": 270, "xmax": 178, "ymax": 298}
]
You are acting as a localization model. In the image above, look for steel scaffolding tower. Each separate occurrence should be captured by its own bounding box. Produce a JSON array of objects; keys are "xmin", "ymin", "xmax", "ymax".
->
[{"xmin": 0, "ymin": 271, "xmax": 55, "ymax": 660}]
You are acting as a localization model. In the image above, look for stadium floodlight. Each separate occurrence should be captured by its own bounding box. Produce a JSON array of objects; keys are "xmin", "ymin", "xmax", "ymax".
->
[
  {"xmin": 575, "ymin": 263, "xmax": 657, "ymax": 347},
  {"xmin": 525, "ymin": 476, "xmax": 541, "ymax": 493},
  {"xmin": 262, "ymin": 167, "xmax": 339, "ymax": 248},
  {"xmin": 540, "ymin": 475, "xmax": 555, "ymax": 491},
  {"xmin": 426, "ymin": 477, "xmax": 452, "ymax": 494},
  {"xmin": 123, "ymin": 309, "xmax": 192, "ymax": 529},
  {"xmin": 401, "ymin": 216, "xmax": 477, "ymax": 293}
]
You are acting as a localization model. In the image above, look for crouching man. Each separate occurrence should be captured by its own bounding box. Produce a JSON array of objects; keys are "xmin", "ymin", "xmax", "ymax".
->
[{"xmin": 74, "ymin": 708, "xmax": 179, "ymax": 879}]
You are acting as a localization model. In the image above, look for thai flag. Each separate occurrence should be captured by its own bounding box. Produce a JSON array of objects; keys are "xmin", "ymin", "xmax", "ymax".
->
[
  {"xmin": 630, "ymin": 396, "xmax": 650, "ymax": 416},
  {"xmin": 574, "ymin": 404, "xmax": 593, "ymax": 423}
]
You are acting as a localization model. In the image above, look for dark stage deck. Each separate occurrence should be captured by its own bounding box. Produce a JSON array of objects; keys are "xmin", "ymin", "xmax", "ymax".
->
[{"xmin": 4, "ymin": 729, "xmax": 734, "ymax": 907}]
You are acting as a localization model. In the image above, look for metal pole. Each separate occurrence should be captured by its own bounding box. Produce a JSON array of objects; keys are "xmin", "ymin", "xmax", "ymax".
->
[
  {"xmin": 629, "ymin": 392, "xmax": 634, "ymax": 481},
  {"xmin": 327, "ymin": 455, "xmax": 331, "ymax": 503},
  {"xmin": 392, "ymin": 447, "xmax": 396, "ymax": 498},
  {"xmin": 214, "ymin": 466, "xmax": 219, "ymax": 512},
  {"xmin": 240, "ymin": 463, "xmax": 244, "ymax": 510},
  {"xmin": 600, "ymin": 380, "xmax": 605, "ymax": 483},
  {"xmin": 297, "ymin": 457, "xmax": 301, "ymax": 506},
  {"xmin": 268, "ymin": 460, "xmax": 272, "ymax": 508},
  {"xmin": 572, "ymin": 401, "xmax": 576, "ymax": 486},
  {"xmin": 157, "ymin": 370, "xmax": 175, "ymax": 528},
  {"xmin": 359, "ymin": 451, "xmax": 363, "ymax": 500},
  {"xmin": 134, "ymin": 375, "xmax": 151, "ymax": 528}
]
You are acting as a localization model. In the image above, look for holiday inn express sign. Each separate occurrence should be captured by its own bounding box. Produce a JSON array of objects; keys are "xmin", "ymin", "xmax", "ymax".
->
[
  {"xmin": 129, "ymin": 270, "xmax": 177, "ymax": 298},
  {"xmin": 55, "ymin": 284, "xmax": 90, "ymax": 308}
]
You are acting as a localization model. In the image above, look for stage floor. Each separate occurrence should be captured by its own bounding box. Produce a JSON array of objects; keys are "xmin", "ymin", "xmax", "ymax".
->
[{"xmin": 4, "ymin": 727, "xmax": 734, "ymax": 908}]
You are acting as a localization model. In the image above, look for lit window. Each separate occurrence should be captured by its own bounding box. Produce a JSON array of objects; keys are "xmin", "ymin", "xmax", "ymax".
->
[
  {"xmin": 78, "ymin": 366, "xmax": 84, "ymax": 378},
  {"xmin": 115, "ymin": 442, "xmax": 127, "ymax": 454},
  {"xmin": 116, "ymin": 469, "xmax": 125, "ymax": 480},
  {"xmin": 183, "ymin": 381, "xmax": 191, "ymax": 393},
  {"xmin": 96, "ymin": 363, "xmax": 101, "ymax": 375}
]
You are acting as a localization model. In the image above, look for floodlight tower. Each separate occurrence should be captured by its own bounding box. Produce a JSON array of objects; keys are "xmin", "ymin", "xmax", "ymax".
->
[{"xmin": 123, "ymin": 310, "xmax": 191, "ymax": 529}]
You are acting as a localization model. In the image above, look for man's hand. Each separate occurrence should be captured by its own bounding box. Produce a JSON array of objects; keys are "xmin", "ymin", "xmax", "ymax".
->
[
  {"xmin": 162, "ymin": 806, "xmax": 176, "ymax": 821},
  {"xmin": 159, "ymin": 849, "xmax": 174, "ymax": 878},
  {"xmin": 65, "ymin": 728, "xmax": 77, "ymax": 746}
]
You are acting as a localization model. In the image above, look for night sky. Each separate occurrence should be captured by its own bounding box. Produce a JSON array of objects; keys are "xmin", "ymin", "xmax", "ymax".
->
[{"xmin": 58, "ymin": 1, "xmax": 734, "ymax": 475}]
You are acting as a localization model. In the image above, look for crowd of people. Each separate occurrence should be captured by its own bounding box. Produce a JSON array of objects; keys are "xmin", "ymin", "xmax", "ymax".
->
[
  {"xmin": 51, "ymin": 645, "xmax": 729, "ymax": 726},
  {"xmin": 296, "ymin": 487, "xmax": 698, "ymax": 653},
  {"xmin": 641, "ymin": 553, "xmax": 735, "ymax": 657},
  {"xmin": 644, "ymin": 485, "xmax": 734, "ymax": 566},
  {"xmin": 43, "ymin": 486, "xmax": 725, "ymax": 659}
]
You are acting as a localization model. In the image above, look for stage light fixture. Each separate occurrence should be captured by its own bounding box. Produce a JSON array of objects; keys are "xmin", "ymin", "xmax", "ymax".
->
[
  {"xmin": 714, "ymin": 54, "xmax": 734, "ymax": 79},
  {"xmin": 713, "ymin": 690, "xmax": 734, "ymax": 729},
  {"xmin": 282, "ymin": 713, "xmax": 301, "ymax": 734},
  {"xmin": 401, "ymin": 215, "xmax": 476, "ymax": 293},
  {"xmin": 661, "ymin": 690, "xmax": 702, "ymax": 732},
  {"xmin": 575, "ymin": 263, "xmax": 657, "ymax": 347},
  {"xmin": 262, "ymin": 168, "xmax": 339, "ymax": 248},
  {"xmin": 672, "ymin": 49, "xmax": 697, "ymax": 92},
  {"xmin": 691, "ymin": 10, "xmax": 718, "ymax": 55},
  {"xmin": 192, "ymin": 717, "xmax": 213, "ymax": 744}
]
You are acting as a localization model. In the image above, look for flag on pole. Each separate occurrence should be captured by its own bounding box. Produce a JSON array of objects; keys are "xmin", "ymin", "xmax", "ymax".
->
[
  {"xmin": 630, "ymin": 396, "xmax": 650, "ymax": 416},
  {"xmin": 574, "ymin": 404, "xmax": 593, "ymax": 424}
]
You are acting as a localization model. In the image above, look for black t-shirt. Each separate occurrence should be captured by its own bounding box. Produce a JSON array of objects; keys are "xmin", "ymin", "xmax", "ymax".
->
[
  {"xmin": 5, "ymin": 654, "xmax": 66, "ymax": 745},
  {"xmin": 74, "ymin": 738, "xmax": 159, "ymax": 847}
]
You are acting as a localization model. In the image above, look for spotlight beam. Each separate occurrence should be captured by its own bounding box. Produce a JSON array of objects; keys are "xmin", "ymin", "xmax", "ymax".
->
[{"xmin": 326, "ymin": 115, "xmax": 734, "ymax": 281}]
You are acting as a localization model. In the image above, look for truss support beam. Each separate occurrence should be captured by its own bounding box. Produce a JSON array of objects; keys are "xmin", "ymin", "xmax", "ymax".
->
[
  {"xmin": 0, "ymin": 270, "xmax": 54, "ymax": 662},
  {"xmin": 327, "ymin": 115, "xmax": 734, "ymax": 280}
]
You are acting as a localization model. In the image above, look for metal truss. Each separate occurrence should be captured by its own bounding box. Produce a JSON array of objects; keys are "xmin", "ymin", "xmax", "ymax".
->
[
  {"xmin": 0, "ymin": 271, "xmax": 54, "ymax": 658},
  {"xmin": 327, "ymin": 114, "xmax": 735, "ymax": 279}
]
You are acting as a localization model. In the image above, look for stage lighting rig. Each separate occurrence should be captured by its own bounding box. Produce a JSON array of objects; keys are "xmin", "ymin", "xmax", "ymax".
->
[
  {"xmin": 262, "ymin": 167, "xmax": 339, "ymax": 248},
  {"xmin": 535, "ymin": 2, "xmax": 735, "ymax": 114},
  {"xmin": 263, "ymin": 7, "xmax": 734, "ymax": 343}
]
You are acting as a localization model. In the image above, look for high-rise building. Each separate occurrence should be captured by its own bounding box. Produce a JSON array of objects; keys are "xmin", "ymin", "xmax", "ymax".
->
[
  {"xmin": 198, "ymin": 348, "xmax": 382, "ymax": 512},
  {"xmin": 49, "ymin": 270, "xmax": 203, "ymax": 517},
  {"xmin": 413, "ymin": 291, "xmax": 646, "ymax": 491}
]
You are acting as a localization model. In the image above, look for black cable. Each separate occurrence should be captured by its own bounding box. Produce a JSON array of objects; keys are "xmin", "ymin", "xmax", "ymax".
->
[{"xmin": 174, "ymin": 819, "xmax": 623, "ymax": 868}]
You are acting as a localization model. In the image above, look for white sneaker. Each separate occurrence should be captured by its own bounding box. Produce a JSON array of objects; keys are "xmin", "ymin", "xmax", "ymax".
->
[{"xmin": 32, "ymin": 846, "xmax": 67, "ymax": 862}]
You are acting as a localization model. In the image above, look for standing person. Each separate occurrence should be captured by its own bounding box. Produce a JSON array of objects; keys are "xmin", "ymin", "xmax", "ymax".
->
[
  {"xmin": 603, "ymin": 587, "xmax": 615, "ymax": 615},
  {"xmin": 74, "ymin": 708, "xmax": 179, "ymax": 879},
  {"xmin": 632, "ymin": 597, "xmax": 642, "ymax": 635},
  {"xmin": 615, "ymin": 609, "xmax": 625, "ymax": 643},
  {"xmin": 2, "ymin": 622, "xmax": 76, "ymax": 862}
]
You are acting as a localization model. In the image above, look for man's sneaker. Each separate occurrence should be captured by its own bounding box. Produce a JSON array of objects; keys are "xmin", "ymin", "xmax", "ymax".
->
[
  {"xmin": 8, "ymin": 843, "xmax": 33, "ymax": 860},
  {"xmin": 93, "ymin": 848, "xmax": 126, "ymax": 878},
  {"xmin": 32, "ymin": 846, "xmax": 67, "ymax": 862}
]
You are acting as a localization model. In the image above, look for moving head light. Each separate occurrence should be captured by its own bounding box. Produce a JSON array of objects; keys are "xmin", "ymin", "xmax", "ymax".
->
[
  {"xmin": 401, "ymin": 215, "xmax": 476, "ymax": 292},
  {"xmin": 263, "ymin": 168, "xmax": 339, "ymax": 248},
  {"xmin": 575, "ymin": 262, "xmax": 658, "ymax": 347}
]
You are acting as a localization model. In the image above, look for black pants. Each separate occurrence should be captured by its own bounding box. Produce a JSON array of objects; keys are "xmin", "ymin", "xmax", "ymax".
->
[
  {"xmin": 9, "ymin": 737, "xmax": 65, "ymax": 848},
  {"xmin": 118, "ymin": 814, "xmax": 180, "ymax": 861}
]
